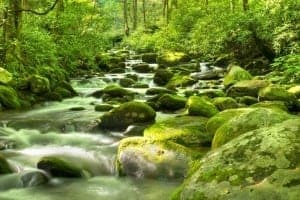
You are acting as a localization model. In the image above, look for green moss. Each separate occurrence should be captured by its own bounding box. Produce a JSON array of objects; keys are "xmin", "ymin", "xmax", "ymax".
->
[
  {"xmin": 212, "ymin": 97, "xmax": 239, "ymax": 111},
  {"xmin": 223, "ymin": 65, "xmax": 253, "ymax": 88},
  {"xmin": 0, "ymin": 85, "xmax": 21, "ymax": 109},
  {"xmin": 144, "ymin": 116, "xmax": 210, "ymax": 147},
  {"xmin": 37, "ymin": 156, "xmax": 84, "ymax": 178},
  {"xmin": 166, "ymin": 74, "xmax": 196, "ymax": 89},
  {"xmin": 0, "ymin": 154, "xmax": 12, "ymax": 174},
  {"xmin": 288, "ymin": 85, "xmax": 300, "ymax": 98},
  {"xmin": 227, "ymin": 79, "xmax": 270, "ymax": 97},
  {"xmin": 29, "ymin": 75, "xmax": 50, "ymax": 94},
  {"xmin": 153, "ymin": 69, "xmax": 174, "ymax": 86},
  {"xmin": 186, "ymin": 96, "xmax": 219, "ymax": 117},
  {"xmin": 0, "ymin": 67, "xmax": 13, "ymax": 85},
  {"xmin": 259, "ymin": 85, "xmax": 297, "ymax": 105},
  {"xmin": 99, "ymin": 101, "xmax": 156, "ymax": 131},
  {"xmin": 158, "ymin": 94, "xmax": 187, "ymax": 111},
  {"xmin": 94, "ymin": 104, "xmax": 114, "ymax": 112},
  {"xmin": 251, "ymin": 101, "xmax": 288, "ymax": 111},
  {"xmin": 157, "ymin": 52, "xmax": 191, "ymax": 66},
  {"xmin": 102, "ymin": 84, "xmax": 135, "ymax": 97}
]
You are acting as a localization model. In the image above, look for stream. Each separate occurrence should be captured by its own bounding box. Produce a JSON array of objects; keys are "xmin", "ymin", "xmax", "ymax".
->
[{"xmin": 0, "ymin": 53, "xmax": 222, "ymax": 200}]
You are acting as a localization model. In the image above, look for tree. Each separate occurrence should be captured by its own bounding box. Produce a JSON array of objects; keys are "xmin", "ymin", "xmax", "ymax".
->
[
  {"xmin": 124, "ymin": 0, "xmax": 129, "ymax": 36},
  {"xmin": 132, "ymin": 0, "xmax": 137, "ymax": 30},
  {"xmin": 243, "ymin": 0, "xmax": 249, "ymax": 11},
  {"xmin": 142, "ymin": 0, "xmax": 146, "ymax": 26}
]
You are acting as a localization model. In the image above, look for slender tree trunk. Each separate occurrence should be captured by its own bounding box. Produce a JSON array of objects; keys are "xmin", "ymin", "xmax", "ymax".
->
[
  {"xmin": 142, "ymin": 0, "xmax": 146, "ymax": 27},
  {"xmin": 242, "ymin": 0, "xmax": 249, "ymax": 11},
  {"xmin": 163, "ymin": 0, "xmax": 169, "ymax": 24},
  {"xmin": 205, "ymin": 0, "xmax": 208, "ymax": 6},
  {"xmin": 132, "ymin": 0, "xmax": 137, "ymax": 30},
  {"xmin": 124, "ymin": 0, "xmax": 129, "ymax": 36},
  {"xmin": 230, "ymin": 0, "xmax": 235, "ymax": 12}
]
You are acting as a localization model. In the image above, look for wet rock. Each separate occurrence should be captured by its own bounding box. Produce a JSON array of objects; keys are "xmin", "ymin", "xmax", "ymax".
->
[
  {"xmin": 29, "ymin": 75, "xmax": 50, "ymax": 94},
  {"xmin": 158, "ymin": 94, "xmax": 187, "ymax": 111},
  {"xmin": 37, "ymin": 156, "xmax": 85, "ymax": 178},
  {"xmin": 190, "ymin": 70, "xmax": 221, "ymax": 80},
  {"xmin": 186, "ymin": 96, "xmax": 219, "ymax": 117},
  {"xmin": 131, "ymin": 83, "xmax": 149, "ymax": 88},
  {"xmin": 132, "ymin": 63, "xmax": 153, "ymax": 73},
  {"xmin": 212, "ymin": 108, "xmax": 294, "ymax": 149},
  {"xmin": 69, "ymin": 106, "xmax": 86, "ymax": 111},
  {"xmin": 0, "ymin": 154, "xmax": 12, "ymax": 174},
  {"xmin": 146, "ymin": 87, "xmax": 175, "ymax": 96},
  {"xmin": 119, "ymin": 78, "xmax": 136, "ymax": 87},
  {"xmin": 19, "ymin": 170, "xmax": 49, "ymax": 187},
  {"xmin": 213, "ymin": 53, "xmax": 234, "ymax": 67},
  {"xmin": 116, "ymin": 137, "xmax": 197, "ymax": 179},
  {"xmin": 172, "ymin": 119, "xmax": 300, "ymax": 200},
  {"xmin": 0, "ymin": 67, "xmax": 13, "ymax": 85},
  {"xmin": 99, "ymin": 101, "xmax": 156, "ymax": 131},
  {"xmin": 0, "ymin": 85, "xmax": 21, "ymax": 109},
  {"xmin": 227, "ymin": 80, "xmax": 270, "ymax": 97},
  {"xmin": 198, "ymin": 89, "xmax": 226, "ymax": 98},
  {"xmin": 166, "ymin": 74, "xmax": 197, "ymax": 89},
  {"xmin": 100, "ymin": 84, "xmax": 135, "ymax": 103},
  {"xmin": 144, "ymin": 116, "xmax": 210, "ymax": 147},
  {"xmin": 109, "ymin": 68, "xmax": 125, "ymax": 73},
  {"xmin": 223, "ymin": 65, "xmax": 252, "ymax": 88},
  {"xmin": 125, "ymin": 74, "xmax": 138, "ymax": 81},
  {"xmin": 251, "ymin": 101, "xmax": 289, "ymax": 111},
  {"xmin": 212, "ymin": 97, "xmax": 239, "ymax": 111},
  {"xmin": 123, "ymin": 125, "xmax": 149, "ymax": 136},
  {"xmin": 237, "ymin": 96, "xmax": 258, "ymax": 105},
  {"xmin": 141, "ymin": 53, "xmax": 158, "ymax": 63},
  {"xmin": 94, "ymin": 104, "xmax": 114, "ymax": 112},
  {"xmin": 153, "ymin": 69, "xmax": 174, "ymax": 86}
]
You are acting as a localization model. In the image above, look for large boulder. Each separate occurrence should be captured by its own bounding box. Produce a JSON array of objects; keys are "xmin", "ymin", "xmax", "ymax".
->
[
  {"xmin": 153, "ymin": 69, "xmax": 174, "ymax": 86},
  {"xmin": 157, "ymin": 52, "xmax": 191, "ymax": 66},
  {"xmin": 186, "ymin": 96, "xmax": 219, "ymax": 117},
  {"xmin": 158, "ymin": 94, "xmax": 187, "ymax": 111},
  {"xmin": 144, "ymin": 116, "xmax": 210, "ymax": 147},
  {"xmin": 132, "ymin": 63, "xmax": 153, "ymax": 73},
  {"xmin": 166, "ymin": 74, "xmax": 196, "ymax": 89},
  {"xmin": 141, "ymin": 53, "xmax": 158, "ymax": 63},
  {"xmin": 99, "ymin": 84, "xmax": 135, "ymax": 103},
  {"xmin": 0, "ymin": 85, "xmax": 21, "ymax": 109},
  {"xmin": 29, "ymin": 75, "xmax": 50, "ymax": 94},
  {"xmin": 212, "ymin": 97, "xmax": 239, "ymax": 111},
  {"xmin": 0, "ymin": 154, "xmax": 12, "ymax": 174},
  {"xmin": 145, "ymin": 87, "xmax": 175, "ymax": 96},
  {"xmin": 119, "ymin": 78, "xmax": 136, "ymax": 87},
  {"xmin": 223, "ymin": 65, "xmax": 252, "ymax": 88},
  {"xmin": 212, "ymin": 108, "xmax": 294, "ymax": 148},
  {"xmin": 227, "ymin": 80, "xmax": 270, "ymax": 97},
  {"xmin": 172, "ymin": 119, "xmax": 300, "ymax": 200},
  {"xmin": 116, "ymin": 137, "xmax": 197, "ymax": 179},
  {"xmin": 0, "ymin": 67, "xmax": 13, "ymax": 85},
  {"xmin": 99, "ymin": 101, "xmax": 156, "ymax": 131}
]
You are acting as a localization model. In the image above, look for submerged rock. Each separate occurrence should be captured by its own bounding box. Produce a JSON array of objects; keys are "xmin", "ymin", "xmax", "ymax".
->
[
  {"xmin": 172, "ymin": 119, "xmax": 300, "ymax": 200},
  {"xmin": 144, "ymin": 116, "xmax": 210, "ymax": 147},
  {"xmin": 223, "ymin": 65, "xmax": 252, "ymax": 88},
  {"xmin": 186, "ymin": 96, "xmax": 219, "ymax": 117},
  {"xmin": 99, "ymin": 101, "xmax": 156, "ymax": 131},
  {"xmin": 0, "ymin": 154, "xmax": 12, "ymax": 174},
  {"xmin": 116, "ymin": 137, "xmax": 197, "ymax": 179}
]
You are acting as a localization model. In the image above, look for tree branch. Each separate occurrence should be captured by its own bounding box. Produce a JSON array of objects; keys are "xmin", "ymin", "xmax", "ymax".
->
[{"xmin": 18, "ymin": 0, "xmax": 60, "ymax": 15}]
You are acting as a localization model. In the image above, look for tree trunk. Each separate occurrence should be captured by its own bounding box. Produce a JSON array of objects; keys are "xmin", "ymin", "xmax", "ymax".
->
[
  {"xmin": 243, "ymin": 0, "xmax": 249, "ymax": 11},
  {"xmin": 142, "ymin": 0, "xmax": 146, "ymax": 27},
  {"xmin": 230, "ymin": 0, "xmax": 235, "ymax": 12},
  {"xmin": 132, "ymin": 0, "xmax": 137, "ymax": 30},
  {"xmin": 163, "ymin": 0, "xmax": 169, "ymax": 24},
  {"xmin": 124, "ymin": 0, "xmax": 129, "ymax": 36}
]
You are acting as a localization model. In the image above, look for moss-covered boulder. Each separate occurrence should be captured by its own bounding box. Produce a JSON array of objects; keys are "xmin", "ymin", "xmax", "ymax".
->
[
  {"xmin": 212, "ymin": 97, "xmax": 239, "ymax": 111},
  {"xmin": 0, "ymin": 67, "xmax": 13, "ymax": 85},
  {"xmin": 99, "ymin": 101, "xmax": 156, "ymax": 131},
  {"xmin": 227, "ymin": 80, "xmax": 270, "ymax": 97},
  {"xmin": 237, "ymin": 96, "xmax": 258, "ymax": 105},
  {"xmin": 141, "ymin": 53, "xmax": 157, "ymax": 63},
  {"xmin": 158, "ymin": 94, "xmax": 187, "ymax": 111},
  {"xmin": 29, "ymin": 75, "xmax": 50, "ymax": 94},
  {"xmin": 206, "ymin": 108, "xmax": 250, "ymax": 138},
  {"xmin": 37, "ymin": 156, "xmax": 84, "ymax": 178},
  {"xmin": 172, "ymin": 119, "xmax": 300, "ymax": 200},
  {"xmin": 144, "ymin": 116, "xmax": 211, "ymax": 147},
  {"xmin": 132, "ymin": 63, "xmax": 153, "ymax": 73},
  {"xmin": 186, "ymin": 96, "xmax": 219, "ymax": 117},
  {"xmin": 116, "ymin": 137, "xmax": 198, "ymax": 179},
  {"xmin": 212, "ymin": 108, "xmax": 293, "ymax": 148},
  {"xmin": 95, "ymin": 104, "xmax": 114, "ymax": 112},
  {"xmin": 288, "ymin": 85, "xmax": 300, "ymax": 98},
  {"xmin": 153, "ymin": 69, "xmax": 174, "ymax": 86},
  {"xmin": 101, "ymin": 84, "xmax": 135, "ymax": 103},
  {"xmin": 166, "ymin": 74, "xmax": 196, "ymax": 89},
  {"xmin": 157, "ymin": 52, "xmax": 191, "ymax": 66},
  {"xmin": 258, "ymin": 85, "xmax": 297, "ymax": 107},
  {"xmin": 145, "ymin": 87, "xmax": 175, "ymax": 96},
  {"xmin": 0, "ymin": 85, "xmax": 21, "ymax": 109},
  {"xmin": 119, "ymin": 78, "xmax": 135, "ymax": 87},
  {"xmin": 251, "ymin": 101, "xmax": 288, "ymax": 111},
  {"xmin": 198, "ymin": 89, "xmax": 226, "ymax": 98},
  {"xmin": 0, "ymin": 154, "xmax": 12, "ymax": 174},
  {"xmin": 223, "ymin": 65, "xmax": 253, "ymax": 88}
]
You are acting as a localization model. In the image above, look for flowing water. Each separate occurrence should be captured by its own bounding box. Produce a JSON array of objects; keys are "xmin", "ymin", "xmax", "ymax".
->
[{"xmin": 0, "ymin": 54, "xmax": 223, "ymax": 200}]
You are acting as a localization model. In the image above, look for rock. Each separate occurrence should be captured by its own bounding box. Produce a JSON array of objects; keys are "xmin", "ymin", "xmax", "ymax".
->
[
  {"xmin": 123, "ymin": 125, "xmax": 149, "ymax": 136},
  {"xmin": 119, "ymin": 78, "xmax": 135, "ymax": 87},
  {"xmin": 223, "ymin": 65, "xmax": 253, "ymax": 88},
  {"xmin": 172, "ymin": 119, "xmax": 300, "ymax": 200},
  {"xmin": 237, "ymin": 96, "xmax": 258, "ymax": 105},
  {"xmin": 116, "ymin": 137, "xmax": 196, "ymax": 179},
  {"xmin": 198, "ymin": 89, "xmax": 226, "ymax": 98},
  {"xmin": 213, "ymin": 53, "xmax": 233, "ymax": 67},
  {"xmin": 37, "ymin": 156, "xmax": 85, "ymax": 178},
  {"xmin": 258, "ymin": 85, "xmax": 297, "ymax": 107},
  {"xmin": 125, "ymin": 74, "xmax": 138, "ymax": 81},
  {"xmin": 19, "ymin": 170, "xmax": 49, "ymax": 187},
  {"xmin": 52, "ymin": 87, "xmax": 73, "ymax": 99},
  {"xmin": 141, "ymin": 53, "xmax": 157, "ymax": 63},
  {"xmin": 153, "ymin": 69, "xmax": 174, "ymax": 86},
  {"xmin": 145, "ymin": 87, "xmax": 175, "ymax": 96},
  {"xmin": 0, "ymin": 67, "xmax": 13, "ymax": 85},
  {"xmin": 251, "ymin": 101, "xmax": 289, "ymax": 111},
  {"xmin": 100, "ymin": 84, "xmax": 135, "ymax": 103},
  {"xmin": 288, "ymin": 85, "xmax": 300, "ymax": 98},
  {"xmin": 212, "ymin": 97, "xmax": 239, "ymax": 111},
  {"xmin": 29, "ymin": 75, "xmax": 50, "ymax": 94},
  {"xmin": 69, "ymin": 106, "xmax": 86, "ymax": 111},
  {"xmin": 212, "ymin": 108, "xmax": 293, "ymax": 148},
  {"xmin": 94, "ymin": 104, "xmax": 114, "ymax": 112},
  {"xmin": 158, "ymin": 94, "xmax": 187, "ymax": 111},
  {"xmin": 99, "ymin": 101, "xmax": 156, "ymax": 131},
  {"xmin": 131, "ymin": 83, "xmax": 149, "ymax": 88},
  {"xmin": 186, "ymin": 96, "xmax": 219, "ymax": 117},
  {"xmin": 109, "ymin": 68, "xmax": 125, "ymax": 73},
  {"xmin": 0, "ymin": 154, "xmax": 12, "ymax": 174},
  {"xmin": 132, "ymin": 63, "xmax": 153, "ymax": 73},
  {"xmin": 0, "ymin": 85, "xmax": 21, "ymax": 109},
  {"xmin": 144, "ymin": 116, "xmax": 211, "ymax": 147},
  {"xmin": 190, "ymin": 70, "xmax": 221, "ymax": 80},
  {"xmin": 227, "ymin": 80, "xmax": 270, "ymax": 97},
  {"xmin": 157, "ymin": 52, "xmax": 191, "ymax": 66},
  {"xmin": 166, "ymin": 75, "xmax": 196, "ymax": 89},
  {"xmin": 206, "ymin": 108, "xmax": 250, "ymax": 137}
]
